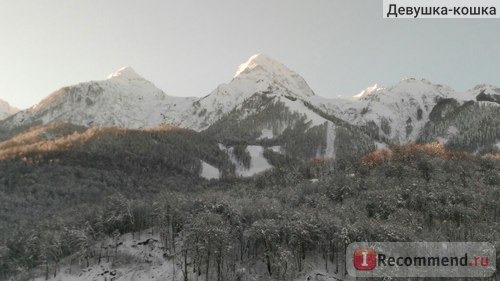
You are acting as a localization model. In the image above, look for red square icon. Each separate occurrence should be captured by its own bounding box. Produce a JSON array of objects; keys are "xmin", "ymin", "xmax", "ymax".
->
[{"xmin": 353, "ymin": 248, "xmax": 377, "ymax": 270}]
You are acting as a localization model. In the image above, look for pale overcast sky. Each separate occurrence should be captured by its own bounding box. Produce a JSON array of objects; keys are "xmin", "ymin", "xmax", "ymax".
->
[{"xmin": 1, "ymin": 0, "xmax": 499, "ymax": 109}]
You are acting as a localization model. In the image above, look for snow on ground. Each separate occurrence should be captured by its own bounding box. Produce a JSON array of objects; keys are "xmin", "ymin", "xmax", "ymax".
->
[
  {"xmin": 218, "ymin": 144, "xmax": 273, "ymax": 177},
  {"xmin": 257, "ymin": 128, "xmax": 274, "ymax": 140},
  {"xmin": 279, "ymin": 97, "xmax": 328, "ymax": 127},
  {"xmin": 36, "ymin": 262, "xmax": 181, "ymax": 281},
  {"xmin": 375, "ymin": 141, "xmax": 388, "ymax": 150},
  {"xmin": 241, "ymin": 146, "xmax": 273, "ymax": 176},
  {"xmin": 269, "ymin": 145, "xmax": 282, "ymax": 153},
  {"xmin": 224, "ymin": 145, "xmax": 273, "ymax": 177},
  {"xmin": 33, "ymin": 229, "xmax": 354, "ymax": 281},
  {"xmin": 436, "ymin": 137, "xmax": 448, "ymax": 144},
  {"xmin": 200, "ymin": 160, "xmax": 220, "ymax": 180},
  {"xmin": 35, "ymin": 231, "xmax": 184, "ymax": 281}
]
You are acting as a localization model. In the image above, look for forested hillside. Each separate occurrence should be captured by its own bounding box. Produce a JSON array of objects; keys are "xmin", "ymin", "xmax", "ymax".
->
[
  {"xmin": 419, "ymin": 101, "xmax": 500, "ymax": 153},
  {"xmin": 1, "ymin": 139, "xmax": 498, "ymax": 280}
]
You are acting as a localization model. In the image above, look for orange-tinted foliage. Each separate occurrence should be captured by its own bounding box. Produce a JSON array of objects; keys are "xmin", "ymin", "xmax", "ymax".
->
[
  {"xmin": 361, "ymin": 142, "xmax": 470, "ymax": 168},
  {"xmin": 309, "ymin": 156, "xmax": 329, "ymax": 165},
  {"xmin": 0, "ymin": 124, "xmax": 189, "ymax": 161},
  {"xmin": 360, "ymin": 148, "xmax": 393, "ymax": 168}
]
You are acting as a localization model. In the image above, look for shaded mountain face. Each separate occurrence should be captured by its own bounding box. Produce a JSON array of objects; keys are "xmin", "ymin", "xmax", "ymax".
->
[
  {"xmin": 0, "ymin": 99, "xmax": 19, "ymax": 120},
  {"xmin": 418, "ymin": 99, "xmax": 500, "ymax": 153},
  {"xmin": 1, "ymin": 55, "xmax": 499, "ymax": 157}
]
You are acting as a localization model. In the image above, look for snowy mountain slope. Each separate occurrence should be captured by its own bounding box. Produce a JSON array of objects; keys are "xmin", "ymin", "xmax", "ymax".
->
[
  {"xmin": 200, "ymin": 160, "xmax": 220, "ymax": 180},
  {"xmin": 308, "ymin": 79, "xmax": 473, "ymax": 144},
  {"xmin": 0, "ymin": 99, "xmax": 19, "ymax": 120},
  {"xmin": 218, "ymin": 143, "xmax": 274, "ymax": 177},
  {"xmin": 0, "ymin": 67, "xmax": 194, "ymax": 130},
  {"xmin": 1, "ymin": 54, "xmax": 497, "ymax": 152}
]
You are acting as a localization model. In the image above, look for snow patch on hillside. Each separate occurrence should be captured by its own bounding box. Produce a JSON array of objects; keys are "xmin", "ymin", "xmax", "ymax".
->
[
  {"xmin": 279, "ymin": 97, "xmax": 327, "ymax": 127},
  {"xmin": 200, "ymin": 161, "xmax": 220, "ymax": 180},
  {"xmin": 375, "ymin": 142, "xmax": 388, "ymax": 150},
  {"xmin": 269, "ymin": 145, "xmax": 282, "ymax": 153},
  {"xmin": 257, "ymin": 128, "xmax": 274, "ymax": 140},
  {"xmin": 221, "ymin": 145, "xmax": 273, "ymax": 177},
  {"xmin": 324, "ymin": 122, "xmax": 336, "ymax": 158},
  {"xmin": 237, "ymin": 146, "xmax": 272, "ymax": 177}
]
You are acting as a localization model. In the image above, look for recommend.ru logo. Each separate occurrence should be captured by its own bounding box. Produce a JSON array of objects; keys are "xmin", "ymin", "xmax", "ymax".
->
[{"xmin": 347, "ymin": 242, "xmax": 496, "ymax": 278}]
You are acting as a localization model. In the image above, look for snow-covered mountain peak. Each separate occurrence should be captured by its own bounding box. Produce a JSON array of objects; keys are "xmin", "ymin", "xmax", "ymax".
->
[
  {"xmin": 169, "ymin": 54, "xmax": 317, "ymax": 131},
  {"xmin": 107, "ymin": 66, "xmax": 145, "ymax": 81},
  {"xmin": 353, "ymin": 84, "xmax": 384, "ymax": 99},
  {"xmin": 232, "ymin": 54, "xmax": 315, "ymax": 98},
  {"xmin": 234, "ymin": 53, "xmax": 284, "ymax": 77}
]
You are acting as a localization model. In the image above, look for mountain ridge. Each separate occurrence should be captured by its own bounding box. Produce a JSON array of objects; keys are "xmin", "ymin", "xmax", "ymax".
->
[
  {"xmin": 0, "ymin": 99, "xmax": 19, "ymax": 120},
  {"xmin": 1, "ymin": 54, "xmax": 498, "ymax": 153}
]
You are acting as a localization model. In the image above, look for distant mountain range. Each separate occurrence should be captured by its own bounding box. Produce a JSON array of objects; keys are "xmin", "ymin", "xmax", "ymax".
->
[{"xmin": 1, "ymin": 54, "xmax": 499, "ymax": 161}]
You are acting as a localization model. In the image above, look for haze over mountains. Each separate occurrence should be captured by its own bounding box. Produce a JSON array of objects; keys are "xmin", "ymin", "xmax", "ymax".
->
[{"xmin": 1, "ymin": 54, "xmax": 499, "ymax": 156}]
